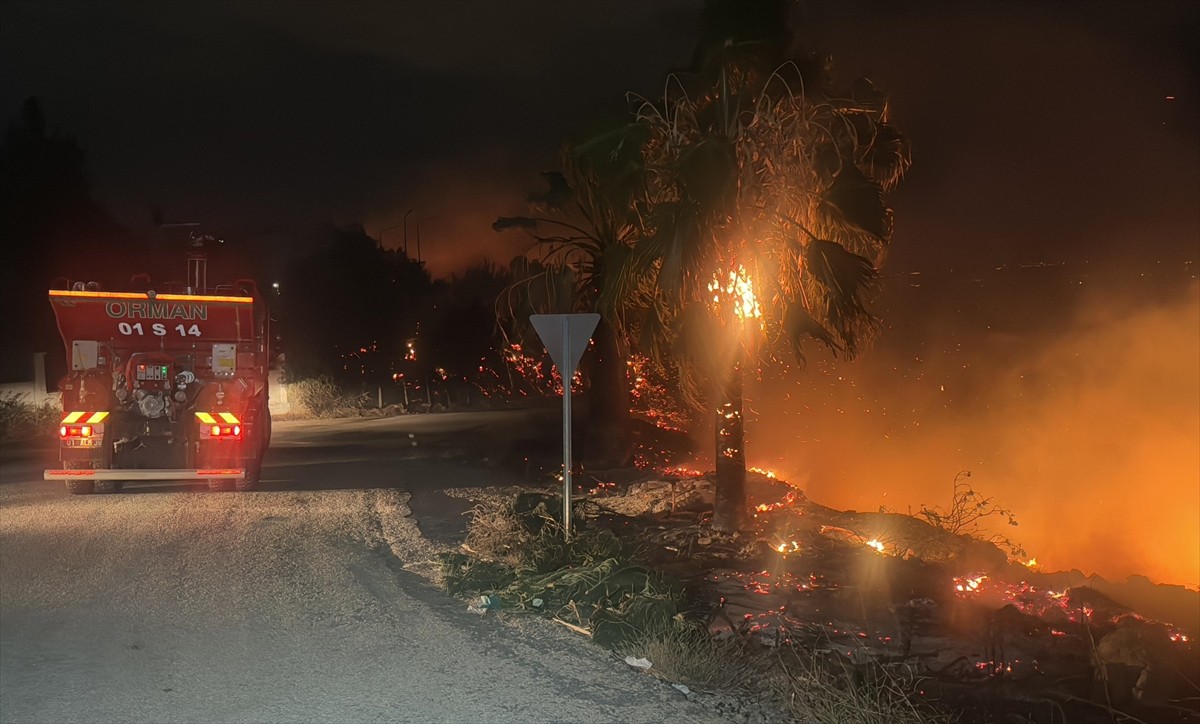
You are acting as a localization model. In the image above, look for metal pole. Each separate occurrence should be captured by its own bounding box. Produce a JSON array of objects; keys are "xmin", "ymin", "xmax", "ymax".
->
[{"xmin": 561, "ymin": 317, "xmax": 572, "ymax": 540}]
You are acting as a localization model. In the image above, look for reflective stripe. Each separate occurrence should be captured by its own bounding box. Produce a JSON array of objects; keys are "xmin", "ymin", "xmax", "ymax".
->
[
  {"xmin": 62, "ymin": 411, "xmax": 86, "ymax": 424},
  {"xmin": 195, "ymin": 412, "xmax": 217, "ymax": 424},
  {"xmin": 217, "ymin": 412, "xmax": 240, "ymax": 424},
  {"xmin": 49, "ymin": 290, "xmax": 252, "ymax": 303},
  {"xmin": 86, "ymin": 411, "xmax": 109, "ymax": 424}
]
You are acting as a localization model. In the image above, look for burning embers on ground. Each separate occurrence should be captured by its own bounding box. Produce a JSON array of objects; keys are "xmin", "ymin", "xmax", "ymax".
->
[{"xmin": 583, "ymin": 468, "xmax": 1200, "ymax": 721}]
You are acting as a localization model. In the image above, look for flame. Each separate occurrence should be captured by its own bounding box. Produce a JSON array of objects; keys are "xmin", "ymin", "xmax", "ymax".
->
[
  {"xmin": 749, "ymin": 466, "xmax": 778, "ymax": 479},
  {"xmin": 708, "ymin": 265, "xmax": 762, "ymax": 325},
  {"xmin": 865, "ymin": 539, "xmax": 886, "ymax": 554},
  {"xmin": 753, "ymin": 490, "xmax": 799, "ymax": 516}
]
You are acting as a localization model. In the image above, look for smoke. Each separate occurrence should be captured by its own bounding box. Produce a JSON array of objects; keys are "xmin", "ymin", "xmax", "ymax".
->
[{"xmin": 743, "ymin": 270, "xmax": 1200, "ymax": 588}]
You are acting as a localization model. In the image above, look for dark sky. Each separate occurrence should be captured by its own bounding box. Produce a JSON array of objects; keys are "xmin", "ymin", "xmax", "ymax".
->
[
  {"xmin": 3, "ymin": 0, "xmax": 1194, "ymax": 276},
  {"xmin": 3, "ymin": 1, "xmax": 1198, "ymax": 585}
]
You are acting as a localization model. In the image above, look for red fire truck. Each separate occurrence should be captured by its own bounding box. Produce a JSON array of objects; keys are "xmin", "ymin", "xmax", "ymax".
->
[{"xmin": 43, "ymin": 247, "xmax": 271, "ymax": 494}]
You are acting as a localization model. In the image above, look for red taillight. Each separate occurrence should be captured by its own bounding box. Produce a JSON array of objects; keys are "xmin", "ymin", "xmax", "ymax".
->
[
  {"xmin": 60, "ymin": 424, "xmax": 98, "ymax": 438},
  {"xmin": 206, "ymin": 424, "xmax": 242, "ymax": 438}
]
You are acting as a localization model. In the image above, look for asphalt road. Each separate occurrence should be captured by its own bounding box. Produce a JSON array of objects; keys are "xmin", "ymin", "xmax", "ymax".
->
[{"xmin": 0, "ymin": 411, "xmax": 723, "ymax": 724}]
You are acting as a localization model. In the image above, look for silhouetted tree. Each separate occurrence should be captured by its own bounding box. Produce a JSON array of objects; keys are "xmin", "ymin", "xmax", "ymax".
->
[
  {"xmin": 622, "ymin": 6, "xmax": 910, "ymax": 529},
  {"xmin": 494, "ymin": 122, "xmax": 650, "ymax": 467},
  {"xmin": 0, "ymin": 97, "xmax": 129, "ymax": 383},
  {"xmin": 424, "ymin": 260, "xmax": 511, "ymax": 382},
  {"xmin": 280, "ymin": 224, "xmax": 430, "ymax": 386}
]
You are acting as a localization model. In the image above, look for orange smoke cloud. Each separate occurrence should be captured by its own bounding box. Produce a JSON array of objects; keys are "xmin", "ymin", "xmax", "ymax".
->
[{"xmin": 744, "ymin": 274, "xmax": 1199, "ymax": 588}]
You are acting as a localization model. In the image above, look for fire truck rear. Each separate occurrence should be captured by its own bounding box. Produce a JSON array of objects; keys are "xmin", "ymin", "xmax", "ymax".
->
[{"xmin": 43, "ymin": 261, "xmax": 271, "ymax": 494}]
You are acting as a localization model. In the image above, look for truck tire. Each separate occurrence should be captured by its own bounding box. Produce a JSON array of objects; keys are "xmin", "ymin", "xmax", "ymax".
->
[
  {"xmin": 260, "ymin": 406, "xmax": 272, "ymax": 454},
  {"xmin": 65, "ymin": 479, "xmax": 95, "ymax": 495},
  {"xmin": 94, "ymin": 480, "xmax": 123, "ymax": 494},
  {"xmin": 235, "ymin": 457, "xmax": 261, "ymax": 492}
]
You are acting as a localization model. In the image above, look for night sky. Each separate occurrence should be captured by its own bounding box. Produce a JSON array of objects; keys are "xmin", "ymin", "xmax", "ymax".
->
[{"xmin": 3, "ymin": 1, "xmax": 1197, "ymax": 585}]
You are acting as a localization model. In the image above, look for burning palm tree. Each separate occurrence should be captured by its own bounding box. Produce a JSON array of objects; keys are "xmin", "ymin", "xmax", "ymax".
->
[{"xmin": 621, "ymin": 40, "xmax": 910, "ymax": 530}]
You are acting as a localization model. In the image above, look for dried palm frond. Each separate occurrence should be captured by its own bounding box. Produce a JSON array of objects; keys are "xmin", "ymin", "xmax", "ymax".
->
[
  {"xmin": 821, "ymin": 165, "xmax": 891, "ymax": 242},
  {"xmin": 784, "ymin": 303, "xmax": 841, "ymax": 368},
  {"xmin": 803, "ymin": 239, "xmax": 879, "ymax": 357}
]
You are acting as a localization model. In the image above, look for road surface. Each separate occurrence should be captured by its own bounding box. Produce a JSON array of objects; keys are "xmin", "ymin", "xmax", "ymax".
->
[{"xmin": 0, "ymin": 411, "xmax": 723, "ymax": 724}]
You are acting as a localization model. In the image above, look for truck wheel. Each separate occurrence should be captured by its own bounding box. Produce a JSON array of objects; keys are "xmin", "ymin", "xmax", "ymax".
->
[
  {"xmin": 65, "ymin": 479, "xmax": 95, "ymax": 495},
  {"xmin": 208, "ymin": 478, "xmax": 233, "ymax": 492},
  {"xmin": 260, "ymin": 406, "xmax": 272, "ymax": 454},
  {"xmin": 95, "ymin": 480, "xmax": 122, "ymax": 494},
  {"xmin": 235, "ymin": 458, "xmax": 261, "ymax": 492}
]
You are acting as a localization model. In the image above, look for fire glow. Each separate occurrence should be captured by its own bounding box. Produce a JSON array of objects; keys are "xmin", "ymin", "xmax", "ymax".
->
[{"xmin": 708, "ymin": 264, "xmax": 762, "ymax": 325}]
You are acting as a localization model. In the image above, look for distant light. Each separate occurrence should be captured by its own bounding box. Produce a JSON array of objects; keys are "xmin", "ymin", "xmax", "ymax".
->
[
  {"xmin": 1165, "ymin": 96, "xmax": 1176, "ymax": 101},
  {"xmin": 272, "ymin": 282, "xmax": 280, "ymax": 290}
]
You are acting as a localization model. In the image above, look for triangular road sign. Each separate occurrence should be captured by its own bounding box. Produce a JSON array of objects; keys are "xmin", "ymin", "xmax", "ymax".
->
[{"xmin": 530, "ymin": 313, "xmax": 600, "ymax": 377}]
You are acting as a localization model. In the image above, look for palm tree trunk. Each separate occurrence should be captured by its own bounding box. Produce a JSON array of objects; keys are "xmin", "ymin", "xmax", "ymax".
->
[
  {"xmin": 585, "ymin": 315, "xmax": 632, "ymax": 468},
  {"xmin": 712, "ymin": 360, "xmax": 747, "ymax": 531}
]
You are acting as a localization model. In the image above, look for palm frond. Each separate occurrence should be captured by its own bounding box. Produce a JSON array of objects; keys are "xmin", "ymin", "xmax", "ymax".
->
[
  {"xmin": 527, "ymin": 171, "xmax": 572, "ymax": 212},
  {"xmin": 493, "ymin": 216, "xmax": 538, "ymax": 232},
  {"xmin": 821, "ymin": 165, "xmax": 890, "ymax": 242},
  {"xmin": 783, "ymin": 303, "xmax": 840, "ymax": 368},
  {"xmin": 859, "ymin": 121, "xmax": 911, "ymax": 192},
  {"xmin": 803, "ymin": 238, "xmax": 878, "ymax": 356}
]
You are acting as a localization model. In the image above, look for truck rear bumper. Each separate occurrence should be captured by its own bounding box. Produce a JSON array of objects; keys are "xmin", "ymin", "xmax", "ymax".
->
[{"xmin": 44, "ymin": 468, "xmax": 246, "ymax": 481}]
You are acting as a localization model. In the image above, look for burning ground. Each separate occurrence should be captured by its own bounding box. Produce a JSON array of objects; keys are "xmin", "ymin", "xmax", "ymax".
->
[{"xmin": 441, "ymin": 458, "xmax": 1199, "ymax": 723}]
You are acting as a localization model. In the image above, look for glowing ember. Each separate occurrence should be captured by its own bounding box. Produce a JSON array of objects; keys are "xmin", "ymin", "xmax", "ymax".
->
[
  {"xmin": 662, "ymin": 465, "xmax": 705, "ymax": 478},
  {"xmin": 953, "ymin": 573, "xmax": 988, "ymax": 594},
  {"xmin": 774, "ymin": 540, "xmax": 801, "ymax": 556},
  {"xmin": 748, "ymin": 466, "xmax": 778, "ymax": 479}
]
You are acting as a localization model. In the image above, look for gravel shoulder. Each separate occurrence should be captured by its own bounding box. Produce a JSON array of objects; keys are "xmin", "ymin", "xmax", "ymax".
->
[{"xmin": 0, "ymin": 469, "xmax": 725, "ymax": 723}]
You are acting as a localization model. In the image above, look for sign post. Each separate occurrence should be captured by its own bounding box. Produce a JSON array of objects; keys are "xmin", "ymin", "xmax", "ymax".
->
[{"xmin": 530, "ymin": 313, "xmax": 600, "ymax": 540}]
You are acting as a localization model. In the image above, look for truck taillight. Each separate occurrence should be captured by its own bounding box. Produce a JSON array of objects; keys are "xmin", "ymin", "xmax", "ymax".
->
[
  {"xmin": 60, "ymin": 424, "xmax": 94, "ymax": 437},
  {"xmin": 207, "ymin": 424, "xmax": 241, "ymax": 438}
]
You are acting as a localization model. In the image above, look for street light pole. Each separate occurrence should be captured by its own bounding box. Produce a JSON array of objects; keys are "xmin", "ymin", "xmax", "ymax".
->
[{"xmin": 402, "ymin": 208, "xmax": 413, "ymax": 257}]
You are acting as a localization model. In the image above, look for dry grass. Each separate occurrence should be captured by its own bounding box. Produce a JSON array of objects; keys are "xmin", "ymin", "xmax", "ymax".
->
[
  {"xmin": 461, "ymin": 497, "xmax": 533, "ymax": 569},
  {"xmin": 623, "ymin": 625, "xmax": 763, "ymax": 694},
  {"xmin": 285, "ymin": 377, "xmax": 365, "ymax": 419},
  {"xmin": 776, "ymin": 646, "xmax": 952, "ymax": 724},
  {"xmin": 0, "ymin": 392, "xmax": 59, "ymax": 441}
]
